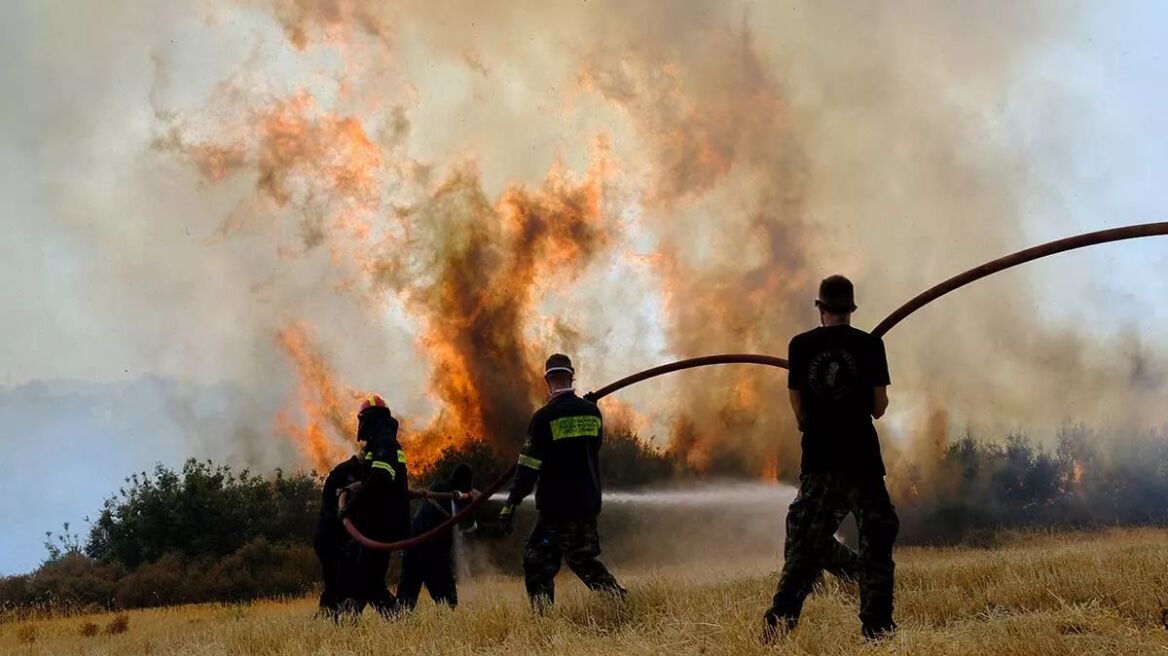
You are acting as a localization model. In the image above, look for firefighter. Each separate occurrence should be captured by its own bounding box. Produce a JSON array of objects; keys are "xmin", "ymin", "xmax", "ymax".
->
[
  {"xmin": 312, "ymin": 447, "xmax": 363, "ymax": 617},
  {"xmin": 764, "ymin": 275, "xmax": 900, "ymax": 642},
  {"xmin": 329, "ymin": 392, "xmax": 415, "ymax": 616},
  {"xmin": 396, "ymin": 463, "xmax": 478, "ymax": 610},
  {"xmin": 498, "ymin": 353, "xmax": 626, "ymax": 609}
]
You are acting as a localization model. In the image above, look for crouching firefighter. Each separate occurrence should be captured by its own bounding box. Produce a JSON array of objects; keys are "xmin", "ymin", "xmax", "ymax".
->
[
  {"xmin": 498, "ymin": 353, "xmax": 627, "ymax": 610},
  {"xmin": 397, "ymin": 463, "xmax": 479, "ymax": 610},
  {"xmin": 313, "ymin": 394, "xmax": 411, "ymax": 619}
]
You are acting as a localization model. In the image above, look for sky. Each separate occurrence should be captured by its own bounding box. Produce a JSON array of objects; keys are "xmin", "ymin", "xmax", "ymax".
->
[{"xmin": 2, "ymin": 1, "xmax": 1168, "ymax": 574}]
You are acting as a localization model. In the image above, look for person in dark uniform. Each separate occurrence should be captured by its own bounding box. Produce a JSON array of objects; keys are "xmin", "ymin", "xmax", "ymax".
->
[
  {"xmin": 498, "ymin": 353, "xmax": 626, "ymax": 610},
  {"xmin": 396, "ymin": 463, "xmax": 477, "ymax": 610},
  {"xmin": 313, "ymin": 453, "xmax": 363, "ymax": 617},
  {"xmin": 314, "ymin": 394, "xmax": 411, "ymax": 619},
  {"xmin": 764, "ymin": 275, "xmax": 900, "ymax": 642}
]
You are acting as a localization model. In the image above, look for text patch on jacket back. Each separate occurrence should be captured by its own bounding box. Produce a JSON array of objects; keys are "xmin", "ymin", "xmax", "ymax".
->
[{"xmin": 550, "ymin": 416, "xmax": 601, "ymax": 440}]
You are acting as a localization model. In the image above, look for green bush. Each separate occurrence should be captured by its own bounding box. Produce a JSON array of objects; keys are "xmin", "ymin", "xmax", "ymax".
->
[{"xmin": 86, "ymin": 460, "xmax": 318, "ymax": 568}]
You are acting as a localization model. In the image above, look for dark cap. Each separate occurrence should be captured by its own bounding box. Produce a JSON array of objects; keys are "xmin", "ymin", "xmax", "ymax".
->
[
  {"xmin": 544, "ymin": 353, "xmax": 575, "ymax": 378},
  {"xmin": 815, "ymin": 275, "xmax": 857, "ymax": 313},
  {"xmin": 447, "ymin": 463, "xmax": 473, "ymax": 492}
]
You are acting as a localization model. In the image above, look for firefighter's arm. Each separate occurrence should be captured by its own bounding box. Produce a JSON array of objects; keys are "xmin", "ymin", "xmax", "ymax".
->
[
  {"xmin": 408, "ymin": 488, "xmax": 478, "ymax": 502},
  {"xmin": 871, "ymin": 336, "xmax": 891, "ymax": 419},
  {"xmin": 789, "ymin": 389, "xmax": 806, "ymax": 431},
  {"xmin": 501, "ymin": 418, "xmax": 544, "ymax": 531},
  {"xmin": 872, "ymin": 386, "xmax": 889, "ymax": 419}
]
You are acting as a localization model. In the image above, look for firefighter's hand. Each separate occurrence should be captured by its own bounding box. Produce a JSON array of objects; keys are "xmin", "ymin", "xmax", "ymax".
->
[
  {"xmin": 498, "ymin": 504, "xmax": 516, "ymax": 534},
  {"xmin": 338, "ymin": 481, "xmax": 363, "ymax": 497},
  {"xmin": 453, "ymin": 489, "xmax": 479, "ymax": 503},
  {"xmin": 583, "ymin": 391, "xmax": 599, "ymax": 404}
]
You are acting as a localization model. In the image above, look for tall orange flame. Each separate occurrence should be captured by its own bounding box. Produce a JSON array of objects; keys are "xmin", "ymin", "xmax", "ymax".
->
[{"xmin": 274, "ymin": 322, "xmax": 357, "ymax": 473}]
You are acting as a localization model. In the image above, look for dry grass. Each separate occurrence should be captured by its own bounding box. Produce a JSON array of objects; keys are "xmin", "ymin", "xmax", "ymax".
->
[{"xmin": 3, "ymin": 528, "xmax": 1168, "ymax": 655}]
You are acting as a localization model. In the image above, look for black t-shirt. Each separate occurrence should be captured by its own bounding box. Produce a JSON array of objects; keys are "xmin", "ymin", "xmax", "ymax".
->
[{"xmin": 788, "ymin": 325, "xmax": 891, "ymax": 476}]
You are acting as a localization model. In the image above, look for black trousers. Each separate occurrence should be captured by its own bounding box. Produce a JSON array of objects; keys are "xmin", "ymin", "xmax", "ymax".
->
[
  {"xmin": 769, "ymin": 473, "xmax": 899, "ymax": 632},
  {"xmin": 312, "ymin": 520, "xmax": 345, "ymax": 614},
  {"xmin": 336, "ymin": 541, "xmax": 397, "ymax": 617},
  {"xmin": 397, "ymin": 545, "xmax": 457, "ymax": 609}
]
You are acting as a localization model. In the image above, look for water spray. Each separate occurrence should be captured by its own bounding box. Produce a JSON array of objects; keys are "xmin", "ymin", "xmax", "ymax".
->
[{"xmin": 339, "ymin": 221, "xmax": 1168, "ymax": 552}]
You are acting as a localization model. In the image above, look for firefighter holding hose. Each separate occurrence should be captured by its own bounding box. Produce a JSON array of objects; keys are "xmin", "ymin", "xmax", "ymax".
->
[
  {"xmin": 314, "ymin": 395, "xmax": 411, "ymax": 618},
  {"xmin": 498, "ymin": 353, "xmax": 627, "ymax": 609},
  {"xmin": 340, "ymin": 395, "xmax": 411, "ymax": 616},
  {"xmin": 396, "ymin": 463, "xmax": 478, "ymax": 610},
  {"xmin": 764, "ymin": 275, "xmax": 900, "ymax": 642}
]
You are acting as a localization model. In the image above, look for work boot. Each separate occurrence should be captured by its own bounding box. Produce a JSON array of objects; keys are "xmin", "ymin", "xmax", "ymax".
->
[
  {"xmin": 762, "ymin": 609, "xmax": 796, "ymax": 644},
  {"xmin": 604, "ymin": 583, "xmax": 629, "ymax": 601},
  {"xmin": 861, "ymin": 622, "xmax": 896, "ymax": 642}
]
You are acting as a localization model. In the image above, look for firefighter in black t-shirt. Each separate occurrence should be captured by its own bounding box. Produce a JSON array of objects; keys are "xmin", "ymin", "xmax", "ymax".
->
[
  {"xmin": 764, "ymin": 275, "xmax": 900, "ymax": 643},
  {"xmin": 498, "ymin": 353, "xmax": 626, "ymax": 609}
]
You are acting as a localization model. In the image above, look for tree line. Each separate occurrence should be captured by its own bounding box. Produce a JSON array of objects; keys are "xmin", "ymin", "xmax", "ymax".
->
[{"xmin": 3, "ymin": 426, "xmax": 1168, "ymax": 614}]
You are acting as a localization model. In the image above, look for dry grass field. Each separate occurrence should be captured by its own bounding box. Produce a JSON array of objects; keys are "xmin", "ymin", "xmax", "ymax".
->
[{"xmin": 3, "ymin": 528, "xmax": 1168, "ymax": 656}]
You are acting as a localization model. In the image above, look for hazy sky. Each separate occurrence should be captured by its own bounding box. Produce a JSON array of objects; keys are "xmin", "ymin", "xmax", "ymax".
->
[{"xmin": 2, "ymin": 1, "xmax": 1168, "ymax": 574}]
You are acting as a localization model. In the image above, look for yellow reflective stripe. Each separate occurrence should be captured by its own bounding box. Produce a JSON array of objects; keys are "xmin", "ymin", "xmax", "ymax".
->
[
  {"xmin": 517, "ymin": 454, "xmax": 542, "ymax": 470},
  {"xmin": 550, "ymin": 415, "xmax": 601, "ymax": 440},
  {"xmin": 397, "ymin": 449, "xmax": 407, "ymax": 464},
  {"xmin": 370, "ymin": 461, "xmax": 395, "ymax": 478},
  {"xmin": 364, "ymin": 452, "xmax": 373, "ymax": 461}
]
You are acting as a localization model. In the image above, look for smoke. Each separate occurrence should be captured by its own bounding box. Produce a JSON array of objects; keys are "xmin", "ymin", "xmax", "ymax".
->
[
  {"xmin": 477, "ymin": 483, "xmax": 799, "ymax": 574},
  {"xmin": 9, "ymin": 0, "xmax": 1167, "ymax": 491}
]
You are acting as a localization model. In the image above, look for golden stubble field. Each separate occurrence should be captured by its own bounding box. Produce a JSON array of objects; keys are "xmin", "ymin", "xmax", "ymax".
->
[{"xmin": 3, "ymin": 529, "xmax": 1168, "ymax": 656}]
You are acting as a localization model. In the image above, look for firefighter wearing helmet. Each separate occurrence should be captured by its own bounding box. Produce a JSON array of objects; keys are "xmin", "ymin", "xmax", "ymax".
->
[
  {"xmin": 313, "ymin": 394, "xmax": 411, "ymax": 619},
  {"xmin": 498, "ymin": 353, "xmax": 627, "ymax": 609}
]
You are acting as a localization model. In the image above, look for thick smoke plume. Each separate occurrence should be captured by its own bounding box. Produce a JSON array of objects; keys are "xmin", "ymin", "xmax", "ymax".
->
[{"xmin": 141, "ymin": 1, "xmax": 1168, "ymax": 490}]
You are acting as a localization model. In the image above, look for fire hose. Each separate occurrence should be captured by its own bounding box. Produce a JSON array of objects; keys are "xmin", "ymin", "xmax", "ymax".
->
[{"xmin": 340, "ymin": 221, "xmax": 1168, "ymax": 551}]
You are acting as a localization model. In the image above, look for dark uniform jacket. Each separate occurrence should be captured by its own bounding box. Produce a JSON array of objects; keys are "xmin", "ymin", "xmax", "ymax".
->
[
  {"xmin": 348, "ymin": 410, "xmax": 412, "ymax": 542},
  {"xmin": 506, "ymin": 390, "xmax": 604, "ymax": 520},
  {"xmin": 409, "ymin": 480, "xmax": 461, "ymax": 552},
  {"xmin": 313, "ymin": 455, "xmax": 364, "ymax": 550}
]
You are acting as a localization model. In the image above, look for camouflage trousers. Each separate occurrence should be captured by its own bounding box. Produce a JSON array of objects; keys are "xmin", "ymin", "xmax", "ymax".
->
[
  {"xmin": 770, "ymin": 473, "xmax": 899, "ymax": 632},
  {"xmin": 523, "ymin": 515, "xmax": 624, "ymax": 606}
]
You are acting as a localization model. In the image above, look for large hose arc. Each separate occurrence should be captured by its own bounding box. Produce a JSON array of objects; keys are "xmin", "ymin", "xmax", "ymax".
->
[{"xmin": 341, "ymin": 221, "xmax": 1168, "ymax": 552}]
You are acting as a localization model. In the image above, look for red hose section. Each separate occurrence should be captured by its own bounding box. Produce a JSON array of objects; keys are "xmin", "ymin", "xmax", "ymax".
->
[
  {"xmin": 872, "ymin": 222, "xmax": 1168, "ymax": 337},
  {"xmin": 342, "ymin": 221, "xmax": 1168, "ymax": 551},
  {"xmin": 339, "ymin": 354, "xmax": 791, "ymax": 552}
]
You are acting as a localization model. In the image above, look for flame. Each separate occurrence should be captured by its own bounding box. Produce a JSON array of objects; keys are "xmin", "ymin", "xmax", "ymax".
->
[
  {"xmin": 187, "ymin": 91, "xmax": 615, "ymax": 475},
  {"xmin": 760, "ymin": 457, "xmax": 779, "ymax": 483},
  {"xmin": 274, "ymin": 322, "xmax": 357, "ymax": 473},
  {"xmin": 383, "ymin": 150, "xmax": 613, "ymax": 465},
  {"xmin": 154, "ymin": 3, "xmax": 1093, "ymax": 486}
]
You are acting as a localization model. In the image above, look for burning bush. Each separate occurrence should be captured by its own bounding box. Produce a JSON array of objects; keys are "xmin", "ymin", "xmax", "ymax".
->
[{"xmin": 897, "ymin": 425, "xmax": 1168, "ymax": 544}]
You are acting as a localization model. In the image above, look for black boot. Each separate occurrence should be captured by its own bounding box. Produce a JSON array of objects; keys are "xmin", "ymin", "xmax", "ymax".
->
[
  {"xmin": 861, "ymin": 622, "xmax": 896, "ymax": 642},
  {"xmin": 762, "ymin": 608, "xmax": 796, "ymax": 644}
]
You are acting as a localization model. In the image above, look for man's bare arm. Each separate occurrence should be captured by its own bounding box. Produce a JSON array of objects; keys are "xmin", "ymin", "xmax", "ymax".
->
[
  {"xmin": 872, "ymin": 386, "xmax": 889, "ymax": 419},
  {"xmin": 789, "ymin": 389, "xmax": 805, "ymax": 431}
]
